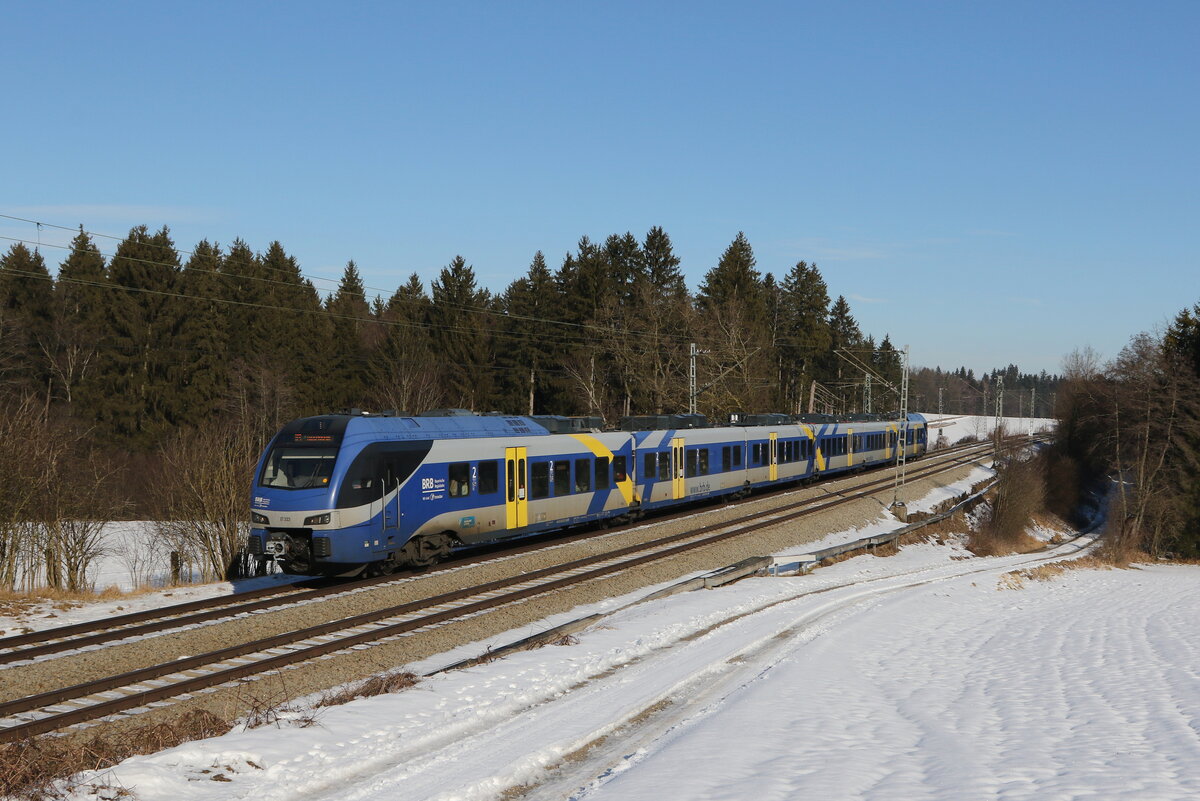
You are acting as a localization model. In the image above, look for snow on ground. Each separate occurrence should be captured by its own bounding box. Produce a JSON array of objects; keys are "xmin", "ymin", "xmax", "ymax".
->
[
  {"xmin": 56, "ymin": 445, "xmax": 1200, "ymax": 801},
  {"xmin": 0, "ymin": 523, "xmax": 298, "ymax": 637}
]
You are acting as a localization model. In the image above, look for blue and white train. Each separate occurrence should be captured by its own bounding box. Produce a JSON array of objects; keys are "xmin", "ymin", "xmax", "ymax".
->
[{"xmin": 248, "ymin": 410, "xmax": 928, "ymax": 576}]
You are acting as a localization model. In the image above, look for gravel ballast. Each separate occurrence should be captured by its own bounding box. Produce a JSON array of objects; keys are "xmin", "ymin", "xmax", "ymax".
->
[{"xmin": 9, "ymin": 451, "xmax": 991, "ymax": 744}]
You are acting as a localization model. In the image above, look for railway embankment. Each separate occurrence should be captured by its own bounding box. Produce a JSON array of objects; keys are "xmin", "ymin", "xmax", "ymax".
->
[{"xmin": 2, "ymin": 447, "xmax": 993, "ymax": 757}]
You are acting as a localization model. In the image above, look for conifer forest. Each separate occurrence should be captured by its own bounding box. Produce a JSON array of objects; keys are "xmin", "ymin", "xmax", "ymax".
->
[{"xmin": 0, "ymin": 222, "xmax": 1125, "ymax": 586}]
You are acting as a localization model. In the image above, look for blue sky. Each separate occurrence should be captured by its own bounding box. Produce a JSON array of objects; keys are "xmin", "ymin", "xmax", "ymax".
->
[{"xmin": 2, "ymin": 1, "xmax": 1196, "ymax": 376}]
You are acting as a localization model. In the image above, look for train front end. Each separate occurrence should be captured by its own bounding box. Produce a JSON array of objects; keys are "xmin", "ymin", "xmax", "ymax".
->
[{"xmin": 248, "ymin": 415, "xmax": 366, "ymax": 576}]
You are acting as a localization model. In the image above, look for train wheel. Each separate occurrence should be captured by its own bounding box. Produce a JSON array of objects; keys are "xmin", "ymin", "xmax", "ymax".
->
[{"xmin": 400, "ymin": 534, "xmax": 455, "ymax": 568}]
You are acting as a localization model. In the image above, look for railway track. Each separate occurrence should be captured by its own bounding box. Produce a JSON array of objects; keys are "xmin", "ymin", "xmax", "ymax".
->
[
  {"xmin": 0, "ymin": 436, "xmax": 1010, "ymax": 668},
  {"xmin": 0, "ymin": 437, "xmax": 1017, "ymax": 742}
]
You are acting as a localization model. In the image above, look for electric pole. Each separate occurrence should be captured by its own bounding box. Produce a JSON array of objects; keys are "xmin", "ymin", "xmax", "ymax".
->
[
  {"xmin": 892, "ymin": 345, "xmax": 910, "ymax": 513},
  {"xmin": 994, "ymin": 375, "xmax": 1004, "ymax": 457},
  {"xmin": 689, "ymin": 343, "xmax": 698, "ymax": 415}
]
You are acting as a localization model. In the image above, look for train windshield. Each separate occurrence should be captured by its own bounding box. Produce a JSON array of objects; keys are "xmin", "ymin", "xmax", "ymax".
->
[{"xmin": 259, "ymin": 447, "xmax": 338, "ymax": 490}]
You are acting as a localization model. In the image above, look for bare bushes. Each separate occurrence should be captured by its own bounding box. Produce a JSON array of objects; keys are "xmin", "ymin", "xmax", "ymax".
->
[
  {"xmin": 0, "ymin": 710, "xmax": 230, "ymax": 800},
  {"xmin": 152, "ymin": 422, "xmax": 263, "ymax": 582},
  {"xmin": 1055, "ymin": 335, "xmax": 1200, "ymax": 561},
  {"xmin": 0, "ymin": 397, "xmax": 122, "ymax": 593},
  {"xmin": 998, "ymin": 556, "xmax": 1111, "ymax": 590},
  {"xmin": 968, "ymin": 452, "xmax": 1046, "ymax": 556}
]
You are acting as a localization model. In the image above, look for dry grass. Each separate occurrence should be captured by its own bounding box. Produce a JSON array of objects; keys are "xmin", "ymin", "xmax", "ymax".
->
[
  {"xmin": 0, "ymin": 585, "xmax": 168, "ymax": 631},
  {"xmin": 967, "ymin": 528, "xmax": 1045, "ymax": 557},
  {"xmin": 0, "ymin": 710, "xmax": 230, "ymax": 800},
  {"xmin": 815, "ymin": 515, "xmax": 970, "ymax": 568},
  {"xmin": 315, "ymin": 671, "xmax": 418, "ymax": 708},
  {"xmin": 997, "ymin": 556, "xmax": 1112, "ymax": 590},
  {"xmin": 967, "ymin": 453, "xmax": 1049, "ymax": 557}
]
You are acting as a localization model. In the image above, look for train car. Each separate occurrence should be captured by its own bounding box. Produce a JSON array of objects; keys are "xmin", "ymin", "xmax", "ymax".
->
[{"xmin": 248, "ymin": 410, "xmax": 927, "ymax": 576}]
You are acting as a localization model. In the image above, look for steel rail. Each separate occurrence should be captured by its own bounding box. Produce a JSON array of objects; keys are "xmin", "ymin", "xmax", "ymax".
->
[
  {"xmin": 0, "ymin": 441, "xmax": 1005, "ymax": 743},
  {"xmin": 0, "ymin": 435, "xmax": 1011, "ymax": 665}
]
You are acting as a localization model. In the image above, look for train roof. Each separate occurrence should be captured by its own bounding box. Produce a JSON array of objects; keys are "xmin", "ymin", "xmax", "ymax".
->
[
  {"xmin": 277, "ymin": 410, "xmax": 928, "ymax": 446},
  {"xmin": 278, "ymin": 413, "xmax": 553, "ymax": 444}
]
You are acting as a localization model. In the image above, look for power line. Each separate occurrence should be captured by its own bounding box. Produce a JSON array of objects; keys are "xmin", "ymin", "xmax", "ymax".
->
[
  {"xmin": 0, "ymin": 214, "xmax": 707, "ymax": 348},
  {"xmin": 0, "ymin": 230, "xmax": 707, "ymax": 351}
]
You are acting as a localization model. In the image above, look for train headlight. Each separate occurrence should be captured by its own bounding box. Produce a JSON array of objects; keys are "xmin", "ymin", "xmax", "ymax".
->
[
  {"xmin": 304, "ymin": 513, "xmax": 331, "ymax": 526},
  {"xmin": 251, "ymin": 512, "xmax": 269, "ymax": 525}
]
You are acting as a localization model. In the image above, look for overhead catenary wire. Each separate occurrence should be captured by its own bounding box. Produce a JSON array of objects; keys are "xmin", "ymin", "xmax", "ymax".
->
[{"xmin": 0, "ymin": 214, "xmax": 873, "ymax": 403}]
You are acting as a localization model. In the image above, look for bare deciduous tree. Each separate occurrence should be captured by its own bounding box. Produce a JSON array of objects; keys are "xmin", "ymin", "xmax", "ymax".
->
[{"xmin": 153, "ymin": 421, "xmax": 261, "ymax": 582}]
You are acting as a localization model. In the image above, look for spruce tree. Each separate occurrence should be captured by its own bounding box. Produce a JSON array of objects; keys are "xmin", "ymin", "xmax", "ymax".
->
[
  {"xmin": 694, "ymin": 233, "xmax": 773, "ymax": 415},
  {"xmin": 778, "ymin": 261, "xmax": 832, "ymax": 411},
  {"xmin": 98, "ymin": 226, "xmax": 184, "ymax": 448},
  {"xmin": 261, "ymin": 241, "xmax": 329, "ymax": 418},
  {"xmin": 367, "ymin": 273, "xmax": 440, "ymax": 414},
  {"xmin": 429, "ymin": 256, "xmax": 492, "ymax": 409},
  {"xmin": 499, "ymin": 251, "xmax": 560, "ymax": 414},
  {"xmin": 1163, "ymin": 302, "xmax": 1200, "ymax": 556},
  {"xmin": 50, "ymin": 229, "xmax": 108, "ymax": 411},
  {"xmin": 175, "ymin": 240, "xmax": 229, "ymax": 422},
  {"xmin": 876, "ymin": 334, "xmax": 903, "ymax": 392},
  {"xmin": 323, "ymin": 260, "xmax": 373, "ymax": 410},
  {"xmin": 604, "ymin": 232, "xmax": 645, "ymax": 304},
  {"xmin": 0, "ymin": 242, "xmax": 55, "ymax": 400},
  {"xmin": 642, "ymin": 226, "xmax": 686, "ymax": 299},
  {"xmin": 219, "ymin": 239, "xmax": 266, "ymax": 367},
  {"xmin": 697, "ymin": 232, "xmax": 765, "ymax": 317}
]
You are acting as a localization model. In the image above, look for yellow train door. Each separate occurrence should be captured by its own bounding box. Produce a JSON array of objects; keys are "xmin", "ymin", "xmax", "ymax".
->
[
  {"xmin": 671, "ymin": 437, "xmax": 685, "ymax": 500},
  {"xmin": 505, "ymin": 447, "xmax": 528, "ymax": 529},
  {"xmin": 769, "ymin": 432, "xmax": 778, "ymax": 481}
]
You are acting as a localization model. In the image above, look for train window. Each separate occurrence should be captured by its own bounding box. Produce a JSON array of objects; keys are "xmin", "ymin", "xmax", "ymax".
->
[
  {"xmin": 722, "ymin": 446, "xmax": 731, "ymax": 472},
  {"xmin": 595, "ymin": 456, "xmax": 610, "ymax": 489},
  {"xmin": 751, "ymin": 443, "xmax": 760, "ymax": 465},
  {"xmin": 644, "ymin": 453, "xmax": 656, "ymax": 480},
  {"xmin": 686, "ymin": 449, "xmax": 698, "ymax": 477},
  {"xmin": 259, "ymin": 446, "xmax": 338, "ymax": 490},
  {"xmin": 698, "ymin": 448, "xmax": 709, "ymax": 475},
  {"xmin": 554, "ymin": 461, "xmax": 571, "ymax": 495},
  {"xmin": 531, "ymin": 462, "xmax": 550, "ymax": 499},
  {"xmin": 658, "ymin": 452, "xmax": 671, "ymax": 480},
  {"xmin": 575, "ymin": 458, "xmax": 592, "ymax": 492},
  {"xmin": 478, "ymin": 461, "xmax": 498, "ymax": 494},
  {"xmin": 448, "ymin": 462, "xmax": 470, "ymax": 497},
  {"xmin": 613, "ymin": 456, "xmax": 627, "ymax": 483},
  {"xmin": 734, "ymin": 445, "xmax": 742, "ymax": 467},
  {"xmin": 507, "ymin": 459, "xmax": 515, "ymax": 502}
]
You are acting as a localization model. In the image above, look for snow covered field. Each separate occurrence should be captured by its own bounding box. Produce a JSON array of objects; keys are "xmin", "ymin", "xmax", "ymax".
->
[
  {"xmin": 59, "ymin": 515, "xmax": 1200, "ymax": 800},
  {"xmin": 47, "ymin": 414, "xmax": 1200, "ymax": 801}
]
